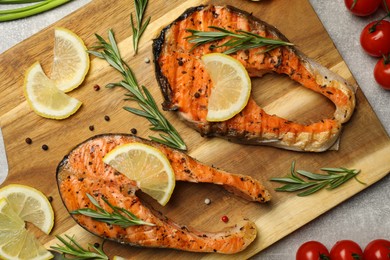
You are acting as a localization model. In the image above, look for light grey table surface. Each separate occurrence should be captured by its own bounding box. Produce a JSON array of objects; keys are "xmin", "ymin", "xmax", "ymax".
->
[{"xmin": 0, "ymin": 1, "xmax": 389, "ymax": 259}]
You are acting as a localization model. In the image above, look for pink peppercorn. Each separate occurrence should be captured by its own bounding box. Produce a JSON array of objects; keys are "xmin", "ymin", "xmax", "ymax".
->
[{"xmin": 221, "ymin": 215, "xmax": 229, "ymax": 223}]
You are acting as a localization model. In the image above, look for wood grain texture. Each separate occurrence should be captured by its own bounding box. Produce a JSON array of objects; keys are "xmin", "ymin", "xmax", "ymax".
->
[{"xmin": 0, "ymin": 0, "xmax": 389, "ymax": 258}]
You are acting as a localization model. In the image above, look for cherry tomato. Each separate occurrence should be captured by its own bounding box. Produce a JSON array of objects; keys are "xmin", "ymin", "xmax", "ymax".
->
[
  {"xmin": 344, "ymin": 0, "xmax": 381, "ymax": 16},
  {"xmin": 330, "ymin": 240, "xmax": 364, "ymax": 260},
  {"xmin": 374, "ymin": 57, "xmax": 390, "ymax": 90},
  {"xmin": 296, "ymin": 241, "xmax": 331, "ymax": 260},
  {"xmin": 360, "ymin": 20, "xmax": 390, "ymax": 57},
  {"xmin": 382, "ymin": 0, "xmax": 390, "ymax": 11},
  {"xmin": 363, "ymin": 239, "xmax": 390, "ymax": 260}
]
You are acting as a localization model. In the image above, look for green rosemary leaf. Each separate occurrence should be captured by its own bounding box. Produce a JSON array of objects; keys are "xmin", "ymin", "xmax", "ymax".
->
[
  {"xmin": 149, "ymin": 135, "xmax": 171, "ymax": 146},
  {"xmin": 259, "ymin": 45, "xmax": 281, "ymax": 54},
  {"xmin": 94, "ymin": 33, "xmax": 107, "ymax": 44},
  {"xmin": 149, "ymin": 136, "xmax": 175, "ymax": 148},
  {"xmin": 269, "ymin": 177, "xmax": 304, "ymax": 184},
  {"xmin": 120, "ymin": 82, "xmax": 143, "ymax": 101},
  {"xmin": 50, "ymin": 234, "xmax": 108, "ymax": 259},
  {"xmin": 186, "ymin": 26, "xmax": 293, "ymax": 54},
  {"xmin": 108, "ymin": 29, "xmax": 120, "ymax": 56},
  {"xmin": 209, "ymin": 26, "xmax": 236, "ymax": 34},
  {"xmin": 106, "ymin": 82, "xmax": 122, "ymax": 89},
  {"xmin": 296, "ymin": 170, "xmax": 339, "ymax": 180},
  {"xmin": 354, "ymin": 175, "xmax": 366, "ymax": 186},
  {"xmin": 102, "ymin": 53, "xmax": 123, "ymax": 72},
  {"xmin": 90, "ymin": 30, "xmax": 187, "ymax": 150},
  {"xmin": 143, "ymin": 86, "xmax": 158, "ymax": 109},
  {"xmin": 124, "ymin": 106, "xmax": 153, "ymax": 118},
  {"xmin": 320, "ymin": 167, "xmax": 351, "ymax": 173},
  {"xmin": 275, "ymin": 182, "xmax": 317, "ymax": 192},
  {"xmin": 139, "ymin": 16, "xmax": 151, "ymax": 37},
  {"xmin": 236, "ymin": 29, "xmax": 261, "ymax": 38},
  {"xmin": 327, "ymin": 171, "xmax": 358, "ymax": 190},
  {"xmin": 71, "ymin": 193, "xmax": 154, "ymax": 228},
  {"xmin": 87, "ymin": 50, "xmax": 104, "ymax": 59},
  {"xmin": 297, "ymin": 182, "xmax": 329, "ymax": 197},
  {"xmin": 158, "ymin": 133, "xmax": 176, "ymax": 143},
  {"xmin": 290, "ymin": 161, "xmax": 305, "ymax": 182},
  {"xmin": 150, "ymin": 125, "xmax": 167, "ymax": 131},
  {"xmin": 271, "ymin": 161, "xmax": 363, "ymax": 197},
  {"xmin": 130, "ymin": 0, "xmax": 150, "ymax": 54}
]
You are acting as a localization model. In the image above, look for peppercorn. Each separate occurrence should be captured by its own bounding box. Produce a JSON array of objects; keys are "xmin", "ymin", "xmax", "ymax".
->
[
  {"xmin": 25, "ymin": 137, "xmax": 32, "ymax": 144},
  {"xmin": 42, "ymin": 144, "xmax": 49, "ymax": 151},
  {"xmin": 221, "ymin": 215, "xmax": 229, "ymax": 223},
  {"xmin": 131, "ymin": 128, "xmax": 137, "ymax": 135},
  {"xmin": 104, "ymin": 115, "xmax": 110, "ymax": 121},
  {"xmin": 47, "ymin": 196, "xmax": 53, "ymax": 202},
  {"xmin": 89, "ymin": 125, "xmax": 95, "ymax": 131},
  {"xmin": 93, "ymin": 84, "xmax": 100, "ymax": 91}
]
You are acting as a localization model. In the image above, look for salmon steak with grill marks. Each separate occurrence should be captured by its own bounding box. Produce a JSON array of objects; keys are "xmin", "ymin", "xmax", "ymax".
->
[
  {"xmin": 57, "ymin": 134, "xmax": 270, "ymax": 254},
  {"xmin": 153, "ymin": 5, "xmax": 356, "ymax": 152}
]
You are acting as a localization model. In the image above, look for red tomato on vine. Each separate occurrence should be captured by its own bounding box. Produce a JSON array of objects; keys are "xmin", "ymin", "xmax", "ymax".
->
[
  {"xmin": 344, "ymin": 0, "xmax": 382, "ymax": 16},
  {"xmin": 382, "ymin": 0, "xmax": 390, "ymax": 11},
  {"xmin": 296, "ymin": 241, "xmax": 330, "ymax": 260},
  {"xmin": 330, "ymin": 240, "xmax": 364, "ymax": 260},
  {"xmin": 374, "ymin": 55, "xmax": 390, "ymax": 90},
  {"xmin": 363, "ymin": 239, "xmax": 390, "ymax": 260},
  {"xmin": 360, "ymin": 20, "xmax": 390, "ymax": 57}
]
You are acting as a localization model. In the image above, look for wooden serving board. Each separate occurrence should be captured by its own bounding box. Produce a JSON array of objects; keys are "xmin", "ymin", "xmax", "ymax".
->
[{"xmin": 0, "ymin": 0, "xmax": 389, "ymax": 258}]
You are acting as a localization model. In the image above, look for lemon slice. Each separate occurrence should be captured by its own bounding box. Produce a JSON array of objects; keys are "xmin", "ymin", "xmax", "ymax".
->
[
  {"xmin": 0, "ymin": 198, "xmax": 53, "ymax": 260},
  {"xmin": 113, "ymin": 256, "xmax": 126, "ymax": 260},
  {"xmin": 201, "ymin": 53, "xmax": 251, "ymax": 122},
  {"xmin": 24, "ymin": 62, "xmax": 82, "ymax": 120},
  {"xmin": 103, "ymin": 143, "xmax": 176, "ymax": 206},
  {"xmin": 0, "ymin": 184, "xmax": 54, "ymax": 234},
  {"xmin": 50, "ymin": 27, "xmax": 90, "ymax": 92}
]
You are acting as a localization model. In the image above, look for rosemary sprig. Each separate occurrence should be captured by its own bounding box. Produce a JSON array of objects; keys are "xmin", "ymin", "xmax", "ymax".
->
[
  {"xmin": 185, "ymin": 26, "xmax": 293, "ymax": 54},
  {"xmin": 270, "ymin": 161, "xmax": 365, "ymax": 197},
  {"xmin": 130, "ymin": 0, "xmax": 150, "ymax": 55},
  {"xmin": 50, "ymin": 234, "xmax": 108, "ymax": 259},
  {"xmin": 0, "ymin": 0, "xmax": 70, "ymax": 22},
  {"xmin": 71, "ymin": 193, "xmax": 155, "ymax": 227},
  {"xmin": 89, "ymin": 29, "xmax": 187, "ymax": 150}
]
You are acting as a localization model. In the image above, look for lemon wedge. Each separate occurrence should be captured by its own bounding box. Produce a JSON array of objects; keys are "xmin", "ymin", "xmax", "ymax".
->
[
  {"xmin": 50, "ymin": 27, "xmax": 90, "ymax": 93},
  {"xmin": 0, "ymin": 184, "xmax": 54, "ymax": 234},
  {"xmin": 0, "ymin": 198, "xmax": 53, "ymax": 260},
  {"xmin": 201, "ymin": 53, "xmax": 251, "ymax": 122},
  {"xmin": 23, "ymin": 62, "xmax": 82, "ymax": 120},
  {"xmin": 103, "ymin": 143, "xmax": 176, "ymax": 206}
]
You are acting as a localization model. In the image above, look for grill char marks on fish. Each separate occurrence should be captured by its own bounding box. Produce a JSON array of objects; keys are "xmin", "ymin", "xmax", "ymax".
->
[
  {"xmin": 153, "ymin": 5, "xmax": 356, "ymax": 152},
  {"xmin": 57, "ymin": 134, "xmax": 270, "ymax": 254}
]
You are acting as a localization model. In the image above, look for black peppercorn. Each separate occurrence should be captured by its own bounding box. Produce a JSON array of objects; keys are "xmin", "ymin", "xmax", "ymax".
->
[
  {"xmin": 104, "ymin": 115, "xmax": 110, "ymax": 121},
  {"xmin": 25, "ymin": 137, "xmax": 32, "ymax": 144},
  {"xmin": 42, "ymin": 144, "xmax": 49, "ymax": 151},
  {"xmin": 131, "ymin": 128, "xmax": 137, "ymax": 135}
]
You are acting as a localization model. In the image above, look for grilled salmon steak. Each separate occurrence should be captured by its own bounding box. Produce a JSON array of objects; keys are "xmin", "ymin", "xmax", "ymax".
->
[
  {"xmin": 56, "ymin": 134, "xmax": 270, "ymax": 254},
  {"xmin": 153, "ymin": 5, "xmax": 356, "ymax": 152}
]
